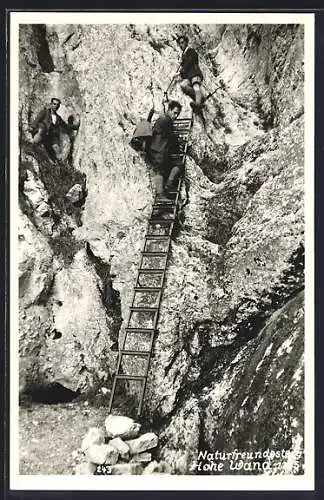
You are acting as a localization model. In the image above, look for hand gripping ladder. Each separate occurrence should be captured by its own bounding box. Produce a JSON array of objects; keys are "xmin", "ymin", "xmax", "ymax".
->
[{"xmin": 108, "ymin": 115, "xmax": 193, "ymax": 417}]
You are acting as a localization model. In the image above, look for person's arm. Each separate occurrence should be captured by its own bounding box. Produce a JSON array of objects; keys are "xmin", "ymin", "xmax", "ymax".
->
[
  {"xmin": 59, "ymin": 114, "xmax": 80, "ymax": 132},
  {"xmin": 67, "ymin": 114, "xmax": 81, "ymax": 130}
]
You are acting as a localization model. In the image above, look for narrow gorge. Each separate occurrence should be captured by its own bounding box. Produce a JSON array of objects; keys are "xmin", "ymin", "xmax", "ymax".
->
[{"xmin": 18, "ymin": 23, "xmax": 304, "ymax": 475}]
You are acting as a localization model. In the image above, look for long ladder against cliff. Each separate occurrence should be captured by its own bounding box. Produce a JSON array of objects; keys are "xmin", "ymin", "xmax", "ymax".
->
[{"xmin": 108, "ymin": 115, "xmax": 193, "ymax": 417}]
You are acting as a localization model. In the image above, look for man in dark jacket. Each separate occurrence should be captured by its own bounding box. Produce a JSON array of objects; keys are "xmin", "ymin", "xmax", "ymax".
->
[
  {"xmin": 177, "ymin": 35, "xmax": 204, "ymax": 108},
  {"xmin": 147, "ymin": 100, "xmax": 182, "ymax": 201},
  {"xmin": 29, "ymin": 97, "xmax": 79, "ymax": 160}
]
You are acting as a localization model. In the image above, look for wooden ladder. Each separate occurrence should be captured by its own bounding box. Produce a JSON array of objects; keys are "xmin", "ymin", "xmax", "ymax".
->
[{"xmin": 108, "ymin": 116, "xmax": 193, "ymax": 416}]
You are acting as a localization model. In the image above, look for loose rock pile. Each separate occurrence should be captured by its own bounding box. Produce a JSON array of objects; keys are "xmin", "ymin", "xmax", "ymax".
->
[{"xmin": 74, "ymin": 415, "xmax": 171, "ymax": 475}]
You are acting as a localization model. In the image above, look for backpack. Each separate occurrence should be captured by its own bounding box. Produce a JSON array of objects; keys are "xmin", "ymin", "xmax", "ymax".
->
[{"xmin": 129, "ymin": 108, "xmax": 154, "ymax": 152}]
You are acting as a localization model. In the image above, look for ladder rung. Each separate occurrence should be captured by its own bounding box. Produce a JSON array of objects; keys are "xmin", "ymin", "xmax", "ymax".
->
[
  {"xmin": 152, "ymin": 204, "xmax": 176, "ymax": 210},
  {"xmin": 154, "ymin": 200, "xmax": 175, "ymax": 206},
  {"xmin": 141, "ymin": 251, "xmax": 167, "ymax": 257},
  {"xmin": 138, "ymin": 268, "xmax": 164, "ymax": 274},
  {"xmin": 134, "ymin": 286, "xmax": 161, "ymax": 292},
  {"xmin": 129, "ymin": 306, "xmax": 159, "ymax": 313},
  {"xmin": 146, "ymin": 233, "xmax": 170, "ymax": 237},
  {"xmin": 120, "ymin": 350, "xmax": 150, "ymax": 356},
  {"xmin": 115, "ymin": 375, "xmax": 146, "ymax": 381},
  {"xmin": 149, "ymin": 218, "xmax": 175, "ymax": 224},
  {"xmin": 125, "ymin": 327, "xmax": 156, "ymax": 333},
  {"xmin": 145, "ymin": 235, "xmax": 170, "ymax": 240}
]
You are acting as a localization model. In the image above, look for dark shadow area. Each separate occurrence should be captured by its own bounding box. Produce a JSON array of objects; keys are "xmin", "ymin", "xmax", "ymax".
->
[
  {"xmin": 33, "ymin": 24, "xmax": 55, "ymax": 73},
  {"xmin": 26, "ymin": 383, "xmax": 80, "ymax": 404}
]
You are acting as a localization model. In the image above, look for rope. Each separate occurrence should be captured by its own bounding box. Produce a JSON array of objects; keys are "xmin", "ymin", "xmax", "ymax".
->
[{"xmin": 162, "ymin": 61, "xmax": 182, "ymax": 111}]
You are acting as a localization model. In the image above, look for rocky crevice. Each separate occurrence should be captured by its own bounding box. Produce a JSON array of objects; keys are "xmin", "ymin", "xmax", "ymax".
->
[
  {"xmin": 18, "ymin": 23, "xmax": 305, "ymax": 474},
  {"xmin": 33, "ymin": 24, "xmax": 55, "ymax": 73}
]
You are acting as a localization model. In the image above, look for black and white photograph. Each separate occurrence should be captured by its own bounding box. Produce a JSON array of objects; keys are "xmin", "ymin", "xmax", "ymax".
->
[{"xmin": 9, "ymin": 11, "xmax": 314, "ymax": 490}]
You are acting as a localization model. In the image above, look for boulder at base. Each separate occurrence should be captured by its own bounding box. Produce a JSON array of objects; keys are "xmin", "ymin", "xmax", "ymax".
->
[
  {"xmin": 86, "ymin": 444, "xmax": 119, "ymax": 465},
  {"xmin": 105, "ymin": 415, "xmax": 141, "ymax": 439},
  {"xmin": 126, "ymin": 433, "xmax": 158, "ymax": 455},
  {"xmin": 130, "ymin": 452, "xmax": 152, "ymax": 463},
  {"xmin": 81, "ymin": 427, "xmax": 105, "ymax": 452},
  {"xmin": 109, "ymin": 437, "xmax": 130, "ymax": 460}
]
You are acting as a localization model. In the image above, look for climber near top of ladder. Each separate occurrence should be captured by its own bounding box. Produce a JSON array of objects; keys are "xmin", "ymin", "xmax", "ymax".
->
[
  {"xmin": 175, "ymin": 35, "xmax": 205, "ymax": 112},
  {"xmin": 146, "ymin": 100, "xmax": 183, "ymax": 203}
]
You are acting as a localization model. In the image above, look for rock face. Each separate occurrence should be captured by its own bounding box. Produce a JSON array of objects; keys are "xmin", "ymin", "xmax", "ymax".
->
[{"xmin": 18, "ymin": 23, "xmax": 305, "ymax": 474}]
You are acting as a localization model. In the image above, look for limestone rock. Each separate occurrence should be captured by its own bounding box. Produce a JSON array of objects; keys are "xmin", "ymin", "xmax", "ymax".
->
[
  {"xmin": 24, "ymin": 169, "xmax": 49, "ymax": 208},
  {"xmin": 86, "ymin": 444, "xmax": 119, "ymax": 465},
  {"xmin": 159, "ymin": 397, "xmax": 200, "ymax": 474},
  {"xmin": 142, "ymin": 461, "xmax": 159, "ymax": 475},
  {"xmin": 19, "ymin": 210, "xmax": 54, "ymax": 308},
  {"xmin": 130, "ymin": 452, "xmax": 152, "ymax": 463},
  {"xmin": 81, "ymin": 427, "xmax": 105, "ymax": 452},
  {"xmin": 109, "ymin": 437, "xmax": 130, "ymax": 460},
  {"xmin": 44, "ymin": 248, "xmax": 116, "ymax": 392},
  {"xmin": 87, "ymin": 238, "xmax": 112, "ymax": 264},
  {"xmin": 203, "ymin": 291, "xmax": 305, "ymax": 474},
  {"xmin": 110, "ymin": 463, "xmax": 143, "ymax": 475},
  {"xmin": 66, "ymin": 183, "xmax": 84, "ymax": 204},
  {"xmin": 105, "ymin": 415, "xmax": 141, "ymax": 440},
  {"xmin": 126, "ymin": 433, "xmax": 158, "ymax": 455},
  {"xmin": 74, "ymin": 461, "xmax": 96, "ymax": 475},
  {"xmin": 143, "ymin": 460, "xmax": 171, "ymax": 475}
]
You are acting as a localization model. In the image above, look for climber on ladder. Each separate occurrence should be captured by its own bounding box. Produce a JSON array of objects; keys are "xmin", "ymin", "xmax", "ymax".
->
[
  {"xmin": 146, "ymin": 100, "xmax": 183, "ymax": 203},
  {"xmin": 175, "ymin": 35, "xmax": 204, "ymax": 112}
]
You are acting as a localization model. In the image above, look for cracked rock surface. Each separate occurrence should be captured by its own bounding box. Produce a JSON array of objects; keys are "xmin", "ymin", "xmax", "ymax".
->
[{"xmin": 18, "ymin": 23, "xmax": 305, "ymax": 474}]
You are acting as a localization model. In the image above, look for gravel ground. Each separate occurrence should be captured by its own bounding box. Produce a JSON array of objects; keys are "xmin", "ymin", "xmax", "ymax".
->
[{"xmin": 19, "ymin": 402, "xmax": 109, "ymax": 475}]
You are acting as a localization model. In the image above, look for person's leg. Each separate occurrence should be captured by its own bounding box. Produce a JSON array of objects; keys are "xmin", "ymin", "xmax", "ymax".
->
[
  {"xmin": 153, "ymin": 173, "xmax": 164, "ymax": 195},
  {"xmin": 193, "ymin": 83, "xmax": 203, "ymax": 106},
  {"xmin": 192, "ymin": 76, "xmax": 204, "ymax": 106},
  {"xmin": 180, "ymin": 79, "xmax": 195, "ymax": 100},
  {"xmin": 41, "ymin": 135, "xmax": 58, "ymax": 163},
  {"xmin": 164, "ymin": 166, "xmax": 181, "ymax": 191}
]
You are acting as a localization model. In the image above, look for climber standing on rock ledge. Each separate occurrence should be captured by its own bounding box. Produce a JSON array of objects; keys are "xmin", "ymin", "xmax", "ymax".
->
[
  {"xmin": 29, "ymin": 97, "xmax": 80, "ymax": 162},
  {"xmin": 146, "ymin": 100, "xmax": 182, "ymax": 202},
  {"xmin": 176, "ymin": 35, "xmax": 204, "ymax": 111}
]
